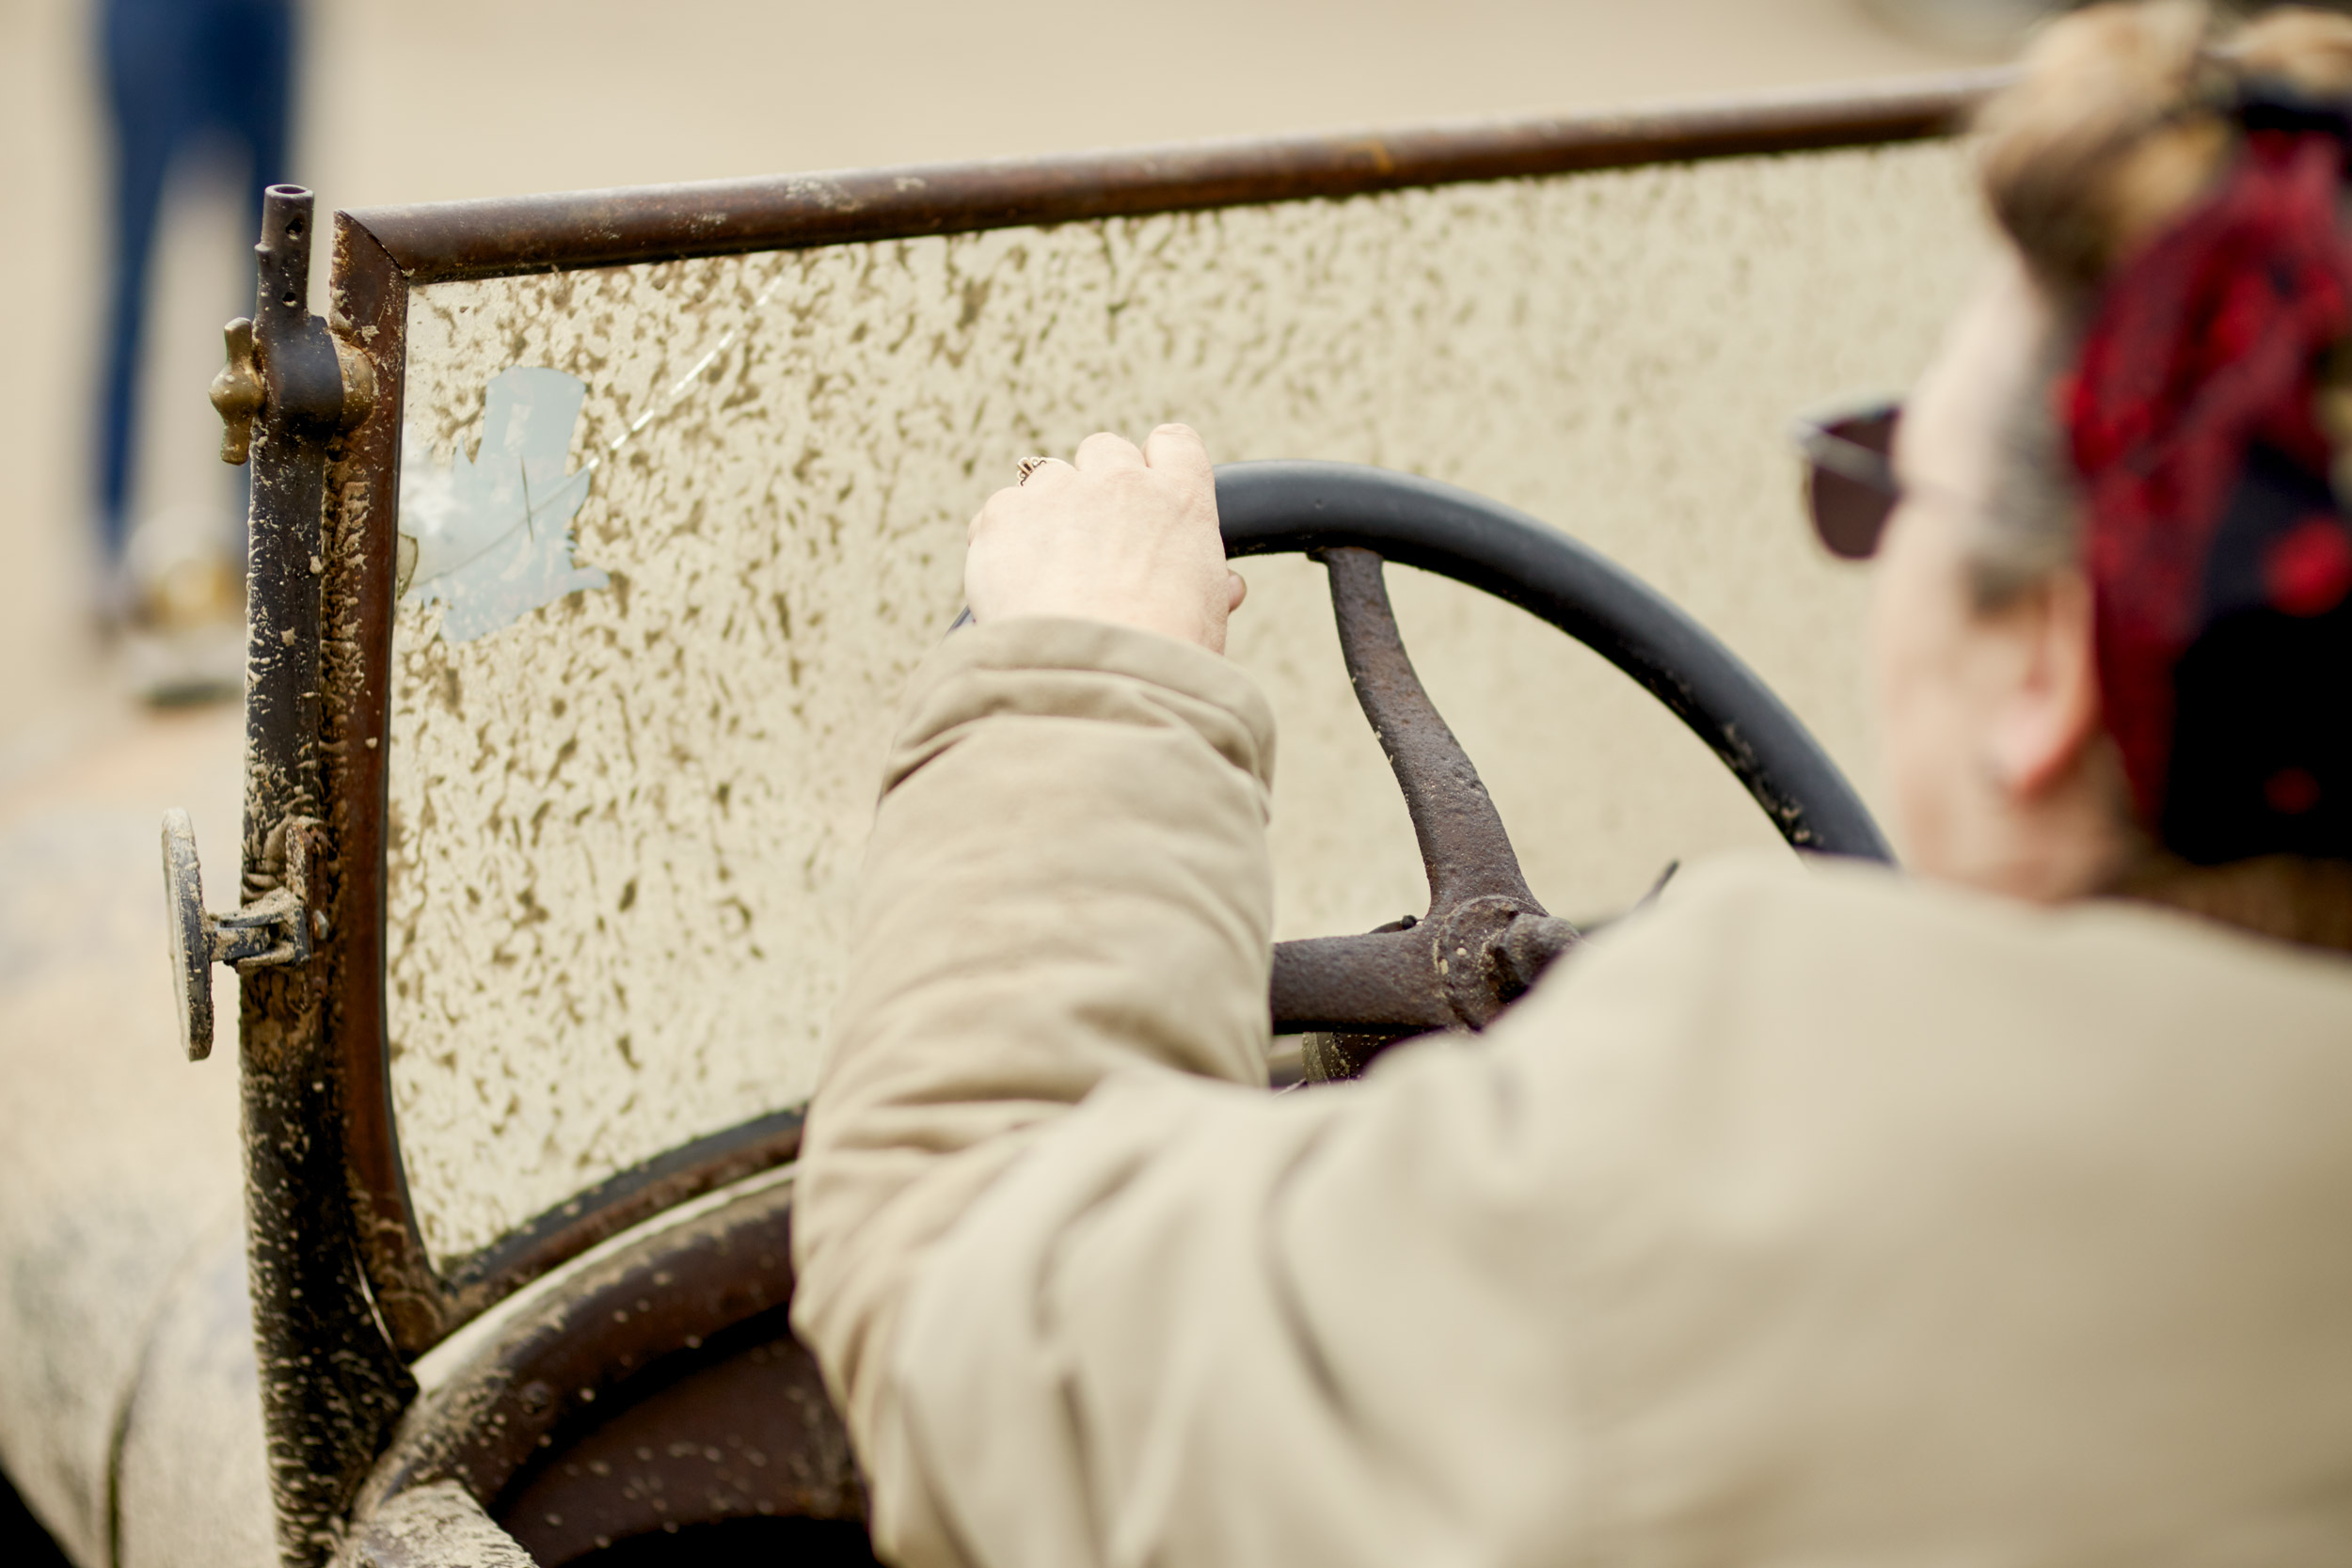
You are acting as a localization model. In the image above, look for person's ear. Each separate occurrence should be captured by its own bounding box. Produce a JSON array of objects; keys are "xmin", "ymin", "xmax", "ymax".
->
[{"xmin": 1985, "ymin": 566, "xmax": 2103, "ymax": 800}]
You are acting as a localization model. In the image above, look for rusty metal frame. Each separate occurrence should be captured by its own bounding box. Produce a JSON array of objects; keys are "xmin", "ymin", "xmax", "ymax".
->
[
  {"xmin": 342, "ymin": 71, "xmax": 1997, "ymax": 282},
  {"xmin": 312, "ymin": 71, "xmax": 1995, "ymax": 1397},
  {"xmin": 230, "ymin": 186, "xmax": 417, "ymax": 1568}
]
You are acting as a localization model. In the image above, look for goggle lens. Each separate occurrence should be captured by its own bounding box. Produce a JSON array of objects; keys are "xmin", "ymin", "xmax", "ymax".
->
[{"xmin": 1798, "ymin": 403, "xmax": 1901, "ymax": 562}]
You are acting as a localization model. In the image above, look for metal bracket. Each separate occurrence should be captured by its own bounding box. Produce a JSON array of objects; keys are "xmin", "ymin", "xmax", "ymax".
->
[
  {"xmin": 162, "ymin": 807, "xmax": 326, "ymax": 1063},
  {"xmin": 210, "ymin": 302, "xmax": 373, "ymax": 467}
]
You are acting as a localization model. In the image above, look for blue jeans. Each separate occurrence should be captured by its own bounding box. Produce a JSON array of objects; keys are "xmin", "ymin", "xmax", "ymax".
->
[{"xmin": 96, "ymin": 0, "xmax": 297, "ymax": 562}]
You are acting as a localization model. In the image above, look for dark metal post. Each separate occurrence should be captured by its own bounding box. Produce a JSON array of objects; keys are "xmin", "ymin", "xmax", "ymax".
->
[
  {"xmin": 244, "ymin": 186, "xmax": 336, "ymax": 878},
  {"xmin": 233, "ymin": 185, "xmax": 416, "ymax": 1568}
]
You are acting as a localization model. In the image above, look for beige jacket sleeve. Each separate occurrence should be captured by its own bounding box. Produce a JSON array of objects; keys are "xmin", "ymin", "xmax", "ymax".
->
[
  {"xmin": 790, "ymin": 610, "xmax": 1610, "ymax": 1566},
  {"xmin": 794, "ymin": 615, "xmax": 2352, "ymax": 1568},
  {"xmin": 789, "ymin": 617, "xmax": 1280, "ymax": 1552}
]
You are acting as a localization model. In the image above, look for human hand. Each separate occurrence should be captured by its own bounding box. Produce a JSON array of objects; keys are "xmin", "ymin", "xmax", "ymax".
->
[{"xmin": 964, "ymin": 424, "xmax": 1248, "ymax": 654}]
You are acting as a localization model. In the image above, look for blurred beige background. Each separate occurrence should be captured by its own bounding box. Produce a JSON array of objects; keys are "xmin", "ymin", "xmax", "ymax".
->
[{"xmin": 0, "ymin": 0, "xmax": 1992, "ymax": 764}]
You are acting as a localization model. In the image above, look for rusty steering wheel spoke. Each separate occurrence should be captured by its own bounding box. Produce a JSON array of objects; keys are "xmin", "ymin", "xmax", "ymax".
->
[
  {"xmin": 1269, "ymin": 927, "xmax": 1454, "ymax": 1035},
  {"xmin": 1316, "ymin": 546, "xmax": 1541, "ymax": 912},
  {"xmin": 1230, "ymin": 462, "xmax": 1890, "ymax": 1072},
  {"xmin": 1264, "ymin": 547, "xmax": 1579, "ymax": 1053}
]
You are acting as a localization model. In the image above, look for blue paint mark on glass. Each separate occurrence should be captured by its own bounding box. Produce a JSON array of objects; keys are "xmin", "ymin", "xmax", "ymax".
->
[{"xmin": 399, "ymin": 366, "xmax": 609, "ymax": 642}]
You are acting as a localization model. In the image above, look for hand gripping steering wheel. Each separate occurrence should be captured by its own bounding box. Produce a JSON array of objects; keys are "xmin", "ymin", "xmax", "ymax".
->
[{"xmin": 1220, "ymin": 462, "xmax": 1890, "ymax": 1077}]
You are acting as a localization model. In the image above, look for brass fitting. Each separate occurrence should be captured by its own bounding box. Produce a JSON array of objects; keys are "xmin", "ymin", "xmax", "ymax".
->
[{"xmin": 210, "ymin": 317, "xmax": 263, "ymax": 465}]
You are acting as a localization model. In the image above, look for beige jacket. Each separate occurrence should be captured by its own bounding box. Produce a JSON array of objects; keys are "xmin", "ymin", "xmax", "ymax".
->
[{"xmin": 791, "ymin": 617, "xmax": 2352, "ymax": 1568}]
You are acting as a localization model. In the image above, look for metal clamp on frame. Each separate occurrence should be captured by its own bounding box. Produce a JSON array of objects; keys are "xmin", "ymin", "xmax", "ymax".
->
[{"xmin": 161, "ymin": 808, "xmax": 326, "ymax": 1062}]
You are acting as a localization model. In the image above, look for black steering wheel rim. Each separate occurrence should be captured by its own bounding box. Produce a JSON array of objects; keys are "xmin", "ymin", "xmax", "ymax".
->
[{"xmin": 1214, "ymin": 460, "xmax": 1892, "ymax": 863}]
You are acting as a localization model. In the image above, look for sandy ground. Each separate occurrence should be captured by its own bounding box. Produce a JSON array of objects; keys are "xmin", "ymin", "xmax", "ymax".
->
[{"xmin": 0, "ymin": 0, "xmax": 1993, "ymax": 1555}]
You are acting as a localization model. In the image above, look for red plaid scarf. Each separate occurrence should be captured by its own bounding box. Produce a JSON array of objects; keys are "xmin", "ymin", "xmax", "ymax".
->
[{"xmin": 2066, "ymin": 126, "xmax": 2352, "ymax": 856}]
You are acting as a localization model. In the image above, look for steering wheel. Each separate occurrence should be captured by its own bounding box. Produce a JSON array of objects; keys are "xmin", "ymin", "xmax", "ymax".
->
[
  {"xmin": 1224, "ymin": 461, "xmax": 1890, "ymax": 1076},
  {"xmin": 346, "ymin": 462, "xmax": 1889, "ymax": 1568}
]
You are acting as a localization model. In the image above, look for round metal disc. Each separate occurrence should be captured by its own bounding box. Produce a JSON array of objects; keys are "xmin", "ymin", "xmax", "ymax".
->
[{"xmin": 160, "ymin": 808, "xmax": 214, "ymax": 1061}]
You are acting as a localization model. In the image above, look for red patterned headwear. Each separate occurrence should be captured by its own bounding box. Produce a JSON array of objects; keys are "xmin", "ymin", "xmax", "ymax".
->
[{"xmin": 2065, "ymin": 95, "xmax": 2352, "ymax": 863}]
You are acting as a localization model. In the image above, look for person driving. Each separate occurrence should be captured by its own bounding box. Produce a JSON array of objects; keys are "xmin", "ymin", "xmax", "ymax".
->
[{"xmin": 792, "ymin": 5, "xmax": 2352, "ymax": 1562}]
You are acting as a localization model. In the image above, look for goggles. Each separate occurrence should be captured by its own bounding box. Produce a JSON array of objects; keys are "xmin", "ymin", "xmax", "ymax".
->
[{"xmin": 1791, "ymin": 397, "xmax": 1900, "ymax": 561}]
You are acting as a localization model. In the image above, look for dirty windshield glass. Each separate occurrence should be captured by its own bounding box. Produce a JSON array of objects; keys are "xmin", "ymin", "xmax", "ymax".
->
[{"xmin": 386, "ymin": 143, "xmax": 1984, "ymax": 1261}]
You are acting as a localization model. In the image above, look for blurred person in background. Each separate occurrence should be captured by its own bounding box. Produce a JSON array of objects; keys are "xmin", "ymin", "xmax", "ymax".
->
[
  {"xmin": 791, "ymin": 5, "xmax": 2352, "ymax": 1565},
  {"xmin": 95, "ymin": 0, "xmax": 296, "ymax": 703}
]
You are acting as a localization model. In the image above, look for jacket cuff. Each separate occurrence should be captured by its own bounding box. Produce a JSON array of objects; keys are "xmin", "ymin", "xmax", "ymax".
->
[{"xmin": 882, "ymin": 616, "xmax": 1278, "ymax": 795}]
